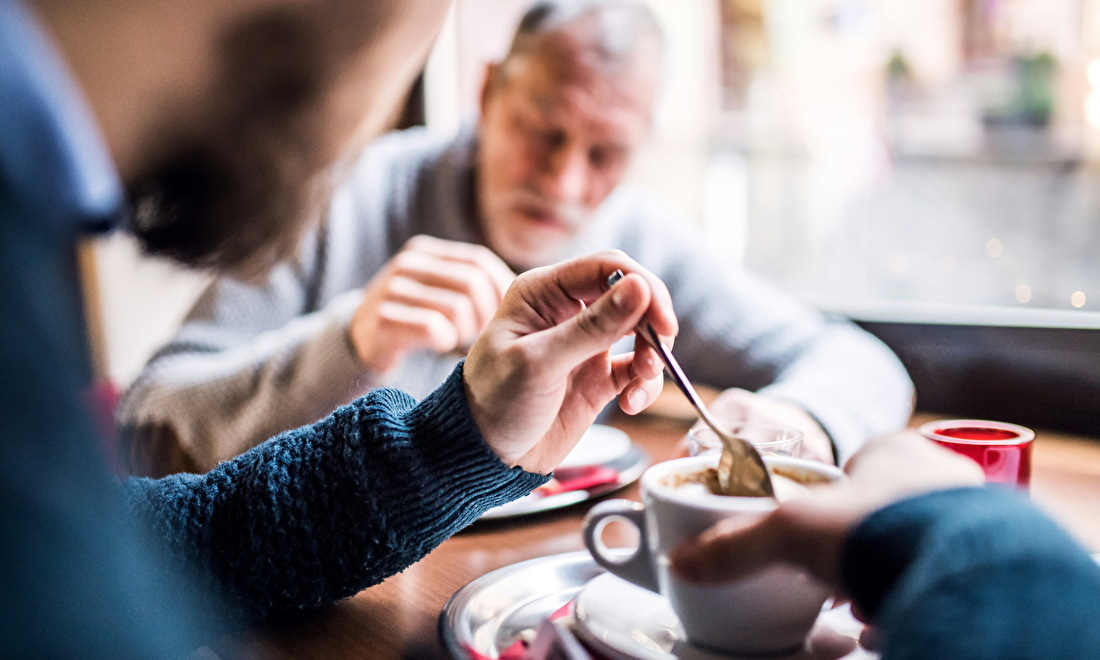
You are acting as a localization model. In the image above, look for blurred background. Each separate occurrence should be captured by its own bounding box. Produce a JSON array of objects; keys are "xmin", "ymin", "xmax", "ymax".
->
[{"xmin": 90, "ymin": 0, "xmax": 1100, "ymax": 430}]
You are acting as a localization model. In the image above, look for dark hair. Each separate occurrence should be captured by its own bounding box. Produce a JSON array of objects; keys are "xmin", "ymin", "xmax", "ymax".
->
[{"xmin": 129, "ymin": 1, "xmax": 400, "ymax": 278}]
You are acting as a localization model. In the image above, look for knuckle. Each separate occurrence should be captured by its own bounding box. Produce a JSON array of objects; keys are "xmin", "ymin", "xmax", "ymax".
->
[
  {"xmin": 503, "ymin": 340, "xmax": 543, "ymax": 375},
  {"xmin": 391, "ymin": 251, "xmax": 418, "ymax": 271},
  {"xmin": 425, "ymin": 312, "xmax": 459, "ymax": 348},
  {"xmin": 405, "ymin": 234, "xmax": 435, "ymax": 251},
  {"xmin": 574, "ymin": 305, "xmax": 616, "ymax": 338},
  {"xmin": 596, "ymin": 248, "xmax": 629, "ymax": 264}
]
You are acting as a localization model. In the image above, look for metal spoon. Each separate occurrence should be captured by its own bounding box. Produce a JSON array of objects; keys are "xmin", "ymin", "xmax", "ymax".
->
[{"xmin": 607, "ymin": 270, "xmax": 775, "ymax": 498}]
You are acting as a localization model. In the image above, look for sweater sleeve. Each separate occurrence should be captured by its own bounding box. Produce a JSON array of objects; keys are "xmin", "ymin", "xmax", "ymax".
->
[
  {"xmin": 116, "ymin": 263, "xmax": 383, "ymax": 476},
  {"xmin": 122, "ymin": 363, "xmax": 547, "ymax": 623},
  {"xmin": 841, "ymin": 487, "xmax": 1100, "ymax": 660}
]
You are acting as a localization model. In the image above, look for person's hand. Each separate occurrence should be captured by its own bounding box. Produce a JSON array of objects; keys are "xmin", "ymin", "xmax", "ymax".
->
[
  {"xmin": 707, "ymin": 388, "xmax": 836, "ymax": 465},
  {"xmin": 349, "ymin": 235, "xmax": 515, "ymax": 373},
  {"xmin": 670, "ymin": 431, "xmax": 984, "ymax": 594},
  {"xmin": 464, "ymin": 250, "xmax": 677, "ymax": 474}
]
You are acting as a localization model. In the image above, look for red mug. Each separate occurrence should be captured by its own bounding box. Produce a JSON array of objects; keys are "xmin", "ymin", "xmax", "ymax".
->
[{"xmin": 919, "ymin": 419, "xmax": 1035, "ymax": 488}]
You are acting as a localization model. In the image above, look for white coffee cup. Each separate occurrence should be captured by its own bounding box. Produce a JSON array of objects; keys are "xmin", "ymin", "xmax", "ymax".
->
[{"xmin": 582, "ymin": 455, "xmax": 843, "ymax": 655}]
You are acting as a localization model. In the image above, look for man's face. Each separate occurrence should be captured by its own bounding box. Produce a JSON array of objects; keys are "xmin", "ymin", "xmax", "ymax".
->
[
  {"xmin": 130, "ymin": 1, "xmax": 447, "ymax": 277},
  {"xmin": 476, "ymin": 35, "xmax": 657, "ymax": 270}
]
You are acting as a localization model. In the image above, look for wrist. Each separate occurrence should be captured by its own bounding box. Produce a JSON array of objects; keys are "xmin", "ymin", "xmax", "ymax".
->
[{"xmin": 347, "ymin": 321, "xmax": 399, "ymax": 375}]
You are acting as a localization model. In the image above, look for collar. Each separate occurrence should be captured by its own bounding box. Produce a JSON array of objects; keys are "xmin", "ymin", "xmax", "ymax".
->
[
  {"xmin": 432, "ymin": 120, "xmax": 484, "ymax": 245},
  {"xmin": 0, "ymin": 0, "xmax": 123, "ymax": 233}
]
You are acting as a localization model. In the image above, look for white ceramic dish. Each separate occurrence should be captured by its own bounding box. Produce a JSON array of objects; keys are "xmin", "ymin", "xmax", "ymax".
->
[
  {"xmin": 478, "ymin": 425, "xmax": 645, "ymax": 521},
  {"xmin": 559, "ymin": 424, "xmax": 633, "ymax": 468}
]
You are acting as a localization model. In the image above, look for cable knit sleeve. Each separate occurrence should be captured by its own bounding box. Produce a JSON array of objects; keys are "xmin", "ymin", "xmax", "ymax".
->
[
  {"xmin": 841, "ymin": 487, "xmax": 1100, "ymax": 660},
  {"xmin": 122, "ymin": 363, "xmax": 548, "ymax": 622}
]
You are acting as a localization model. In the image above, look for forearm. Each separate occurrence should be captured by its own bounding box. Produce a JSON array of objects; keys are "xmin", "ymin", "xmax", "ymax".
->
[
  {"xmin": 123, "ymin": 364, "xmax": 547, "ymax": 622},
  {"xmin": 647, "ymin": 248, "xmax": 912, "ymax": 465},
  {"xmin": 841, "ymin": 488, "xmax": 1100, "ymax": 660},
  {"xmin": 118, "ymin": 290, "xmax": 379, "ymax": 474},
  {"xmin": 756, "ymin": 323, "xmax": 914, "ymax": 464}
]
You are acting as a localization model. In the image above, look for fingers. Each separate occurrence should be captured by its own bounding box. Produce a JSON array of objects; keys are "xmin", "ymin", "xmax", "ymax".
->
[
  {"xmin": 352, "ymin": 238, "xmax": 517, "ymax": 371},
  {"xmin": 375, "ymin": 302, "xmax": 461, "ymax": 353},
  {"xmin": 671, "ymin": 499, "xmax": 857, "ymax": 593},
  {"xmin": 708, "ymin": 388, "xmax": 754, "ymax": 423},
  {"xmin": 608, "ymin": 350, "xmax": 664, "ymax": 415},
  {"xmin": 807, "ymin": 626, "xmax": 859, "ymax": 660},
  {"xmin": 711, "ymin": 389, "xmax": 837, "ymax": 465},
  {"xmin": 462, "ymin": 251, "xmax": 679, "ymax": 473},
  {"xmin": 386, "ymin": 245, "xmax": 510, "ymax": 337},
  {"xmin": 528, "ymin": 272, "xmax": 655, "ymax": 374},
  {"xmin": 514, "ymin": 253, "xmax": 677, "ymax": 372},
  {"xmin": 520, "ymin": 251, "xmax": 677, "ymax": 338},
  {"xmin": 382, "ymin": 276, "xmax": 479, "ymax": 343},
  {"xmin": 842, "ymin": 432, "xmax": 985, "ymax": 507},
  {"xmin": 859, "ymin": 624, "xmax": 881, "ymax": 651},
  {"xmin": 669, "ymin": 511, "xmax": 778, "ymax": 583},
  {"xmin": 404, "ymin": 234, "xmax": 515, "ymax": 298}
]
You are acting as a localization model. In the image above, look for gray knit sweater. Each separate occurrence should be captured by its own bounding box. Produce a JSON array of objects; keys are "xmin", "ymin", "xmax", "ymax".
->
[{"xmin": 118, "ymin": 126, "xmax": 914, "ymax": 474}]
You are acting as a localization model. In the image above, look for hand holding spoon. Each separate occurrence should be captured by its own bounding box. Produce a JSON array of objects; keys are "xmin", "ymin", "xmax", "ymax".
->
[{"xmin": 607, "ymin": 270, "xmax": 775, "ymax": 498}]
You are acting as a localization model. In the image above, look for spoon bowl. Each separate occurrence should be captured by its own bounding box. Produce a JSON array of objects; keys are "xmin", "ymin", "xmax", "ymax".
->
[{"xmin": 606, "ymin": 270, "xmax": 774, "ymax": 498}]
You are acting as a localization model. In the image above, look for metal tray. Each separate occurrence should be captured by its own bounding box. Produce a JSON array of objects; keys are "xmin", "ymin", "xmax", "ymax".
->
[
  {"xmin": 478, "ymin": 444, "xmax": 648, "ymax": 520},
  {"xmin": 440, "ymin": 551, "xmax": 1100, "ymax": 658},
  {"xmin": 440, "ymin": 551, "xmax": 602, "ymax": 659},
  {"xmin": 440, "ymin": 552, "xmax": 873, "ymax": 660}
]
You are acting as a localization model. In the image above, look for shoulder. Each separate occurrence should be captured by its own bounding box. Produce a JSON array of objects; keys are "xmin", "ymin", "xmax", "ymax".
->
[
  {"xmin": 334, "ymin": 126, "xmax": 464, "ymax": 229},
  {"xmin": 593, "ymin": 184, "xmax": 711, "ymax": 270},
  {"xmin": 346, "ymin": 126, "xmax": 456, "ymax": 182}
]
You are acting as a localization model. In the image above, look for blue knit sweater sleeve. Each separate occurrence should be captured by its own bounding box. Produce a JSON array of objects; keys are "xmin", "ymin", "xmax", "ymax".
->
[
  {"xmin": 841, "ymin": 487, "xmax": 1100, "ymax": 660},
  {"xmin": 122, "ymin": 363, "xmax": 548, "ymax": 622}
]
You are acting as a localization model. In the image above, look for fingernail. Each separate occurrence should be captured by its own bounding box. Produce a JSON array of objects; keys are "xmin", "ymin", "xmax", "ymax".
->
[
  {"xmin": 628, "ymin": 387, "xmax": 648, "ymax": 410},
  {"xmin": 610, "ymin": 282, "xmax": 631, "ymax": 309},
  {"xmin": 608, "ymin": 273, "xmax": 643, "ymax": 311}
]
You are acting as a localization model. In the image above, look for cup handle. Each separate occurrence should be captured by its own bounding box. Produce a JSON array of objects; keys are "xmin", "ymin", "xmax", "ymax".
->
[{"xmin": 582, "ymin": 499, "xmax": 659, "ymax": 592}]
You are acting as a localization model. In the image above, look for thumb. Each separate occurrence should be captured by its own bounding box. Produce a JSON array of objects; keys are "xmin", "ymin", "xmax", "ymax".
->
[{"xmin": 530, "ymin": 272, "xmax": 651, "ymax": 370}]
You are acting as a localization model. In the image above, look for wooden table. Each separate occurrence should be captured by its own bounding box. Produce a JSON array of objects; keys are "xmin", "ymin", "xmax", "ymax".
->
[{"xmin": 230, "ymin": 412, "xmax": 1100, "ymax": 659}]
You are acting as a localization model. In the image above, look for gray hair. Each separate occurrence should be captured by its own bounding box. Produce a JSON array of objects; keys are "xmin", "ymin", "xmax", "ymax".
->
[{"xmin": 501, "ymin": 0, "xmax": 665, "ymax": 76}]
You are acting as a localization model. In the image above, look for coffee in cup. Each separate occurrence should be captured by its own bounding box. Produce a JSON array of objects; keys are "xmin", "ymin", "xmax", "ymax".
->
[{"xmin": 583, "ymin": 455, "xmax": 843, "ymax": 655}]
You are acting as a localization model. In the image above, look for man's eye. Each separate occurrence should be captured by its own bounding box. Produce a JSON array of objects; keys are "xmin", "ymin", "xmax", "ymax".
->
[
  {"xmin": 538, "ymin": 129, "xmax": 565, "ymax": 150},
  {"xmin": 589, "ymin": 146, "xmax": 623, "ymax": 170}
]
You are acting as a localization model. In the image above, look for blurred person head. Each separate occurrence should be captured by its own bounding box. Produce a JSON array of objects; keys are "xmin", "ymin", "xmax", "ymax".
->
[
  {"xmin": 39, "ymin": 0, "xmax": 449, "ymax": 277},
  {"xmin": 476, "ymin": 0, "xmax": 664, "ymax": 270}
]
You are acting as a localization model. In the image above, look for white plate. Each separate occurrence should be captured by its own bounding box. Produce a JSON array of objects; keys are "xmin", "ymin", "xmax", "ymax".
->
[
  {"xmin": 478, "ymin": 444, "xmax": 648, "ymax": 520},
  {"xmin": 559, "ymin": 424, "xmax": 633, "ymax": 468},
  {"xmin": 573, "ymin": 573, "xmax": 875, "ymax": 660}
]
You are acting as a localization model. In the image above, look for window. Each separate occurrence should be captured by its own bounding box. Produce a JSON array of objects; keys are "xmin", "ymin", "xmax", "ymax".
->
[
  {"xmin": 427, "ymin": 0, "xmax": 1100, "ymax": 324},
  {"xmin": 425, "ymin": 0, "xmax": 1100, "ymax": 430}
]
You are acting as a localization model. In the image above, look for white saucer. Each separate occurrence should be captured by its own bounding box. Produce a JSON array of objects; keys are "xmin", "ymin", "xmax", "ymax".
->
[
  {"xmin": 559, "ymin": 424, "xmax": 632, "ymax": 469},
  {"xmin": 573, "ymin": 573, "xmax": 874, "ymax": 660}
]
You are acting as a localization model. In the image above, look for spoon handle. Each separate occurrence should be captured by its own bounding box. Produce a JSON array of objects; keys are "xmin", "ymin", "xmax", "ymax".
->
[
  {"xmin": 635, "ymin": 324, "xmax": 723, "ymax": 432},
  {"xmin": 606, "ymin": 270, "xmax": 775, "ymax": 498},
  {"xmin": 606, "ymin": 270, "xmax": 720, "ymax": 429}
]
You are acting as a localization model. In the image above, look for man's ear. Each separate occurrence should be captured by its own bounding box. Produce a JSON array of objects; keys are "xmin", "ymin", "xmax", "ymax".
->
[{"xmin": 480, "ymin": 62, "xmax": 502, "ymax": 115}]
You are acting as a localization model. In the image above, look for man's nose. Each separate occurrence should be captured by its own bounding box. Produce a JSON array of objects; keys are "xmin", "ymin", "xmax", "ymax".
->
[{"xmin": 540, "ymin": 143, "xmax": 588, "ymax": 204}]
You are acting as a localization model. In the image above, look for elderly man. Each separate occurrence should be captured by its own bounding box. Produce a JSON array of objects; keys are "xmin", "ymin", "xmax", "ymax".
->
[
  {"xmin": 1, "ymin": 0, "xmax": 678, "ymax": 654},
  {"xmin": 120, "ymin": 0, "xmax": 914, "ymax": 477}
]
